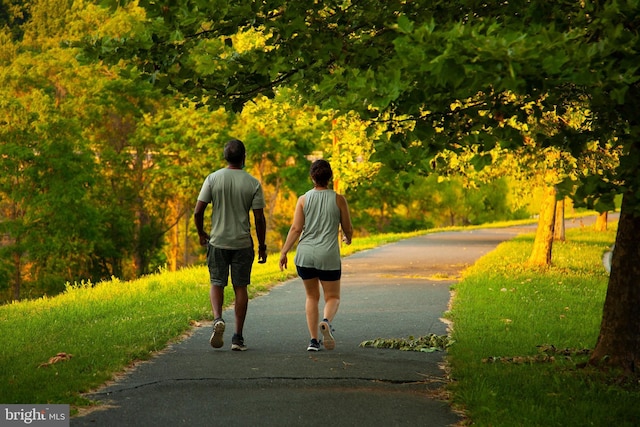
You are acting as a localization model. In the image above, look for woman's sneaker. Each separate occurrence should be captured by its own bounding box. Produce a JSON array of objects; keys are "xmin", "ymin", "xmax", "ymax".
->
[
  {"xmin": 319, "ymin": 319, "xmax": 335, "ymax": 350},
  {"xmin": 307, "ymin": 338, "xmax": 321, "ymax": 351},
  {"xmin": 209, "ymin": 318, "xmax": 225, "ymax": 348}
]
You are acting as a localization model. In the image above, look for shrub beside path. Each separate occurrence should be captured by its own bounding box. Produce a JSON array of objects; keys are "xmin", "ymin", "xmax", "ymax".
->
[{"xmin": 73, "ymin": 219, "xmax": 600, "ymax": 427}]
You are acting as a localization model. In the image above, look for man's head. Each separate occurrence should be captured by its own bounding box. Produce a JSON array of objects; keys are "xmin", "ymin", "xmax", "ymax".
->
[{"xmin": 224, "ymin": 139, "xmax": 246, "ymax": 167}]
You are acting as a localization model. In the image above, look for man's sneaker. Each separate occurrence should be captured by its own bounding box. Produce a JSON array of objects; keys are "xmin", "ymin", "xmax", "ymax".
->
[
  {"xmin": 231, "ymin": 334, "xmax": 247, "ymax": 351},
  {"xmin": 209, "ymin": 318, "xmax": 225, "ymax": 348},
  {"xmin": 319, "ymin": 319, "xmax": 335, "ymax": 350},
  {"xmin": 307, "ymin": 338, "xmax": 321, "ymax": 352}
]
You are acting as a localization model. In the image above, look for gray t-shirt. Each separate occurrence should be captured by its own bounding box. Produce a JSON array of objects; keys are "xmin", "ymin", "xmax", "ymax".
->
[
  {"xmin": 197, "ymin": 168, "xmax": 265, "ymax": 249},
  {"xmin": 294, "ymin": 189, "xmax": 341, "ymax": 270}
]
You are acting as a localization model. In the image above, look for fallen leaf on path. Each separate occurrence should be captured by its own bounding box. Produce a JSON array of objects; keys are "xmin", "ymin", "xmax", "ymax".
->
[{"xmin": 38, "ymin": 352, "xmax": 73, "ymax": 368}]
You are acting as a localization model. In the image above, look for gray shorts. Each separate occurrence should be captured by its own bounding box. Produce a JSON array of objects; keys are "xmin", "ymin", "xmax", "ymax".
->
[{"xmin": 207, "ymin": 246, "xmax": 255, "ymax": 287}]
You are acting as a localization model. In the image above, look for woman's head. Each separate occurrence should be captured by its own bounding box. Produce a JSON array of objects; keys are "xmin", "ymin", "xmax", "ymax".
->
[{"xmin": 310, "ymin": 159, "xmax": 333, "ymax": 188}]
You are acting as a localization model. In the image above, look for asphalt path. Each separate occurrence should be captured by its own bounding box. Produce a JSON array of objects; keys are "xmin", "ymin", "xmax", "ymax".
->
[{"xmin": 72, "ymin": 219, "xmax": 602, "ymax": 427}]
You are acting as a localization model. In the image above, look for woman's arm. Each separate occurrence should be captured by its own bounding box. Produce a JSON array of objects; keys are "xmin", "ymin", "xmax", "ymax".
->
[
  {"xmin": 279, "ymin": 195, "xmax": 306, "ymax": 270},
  {"xmin": 337, "ymin": 194, "xmax": 353, "ymax": 245}
]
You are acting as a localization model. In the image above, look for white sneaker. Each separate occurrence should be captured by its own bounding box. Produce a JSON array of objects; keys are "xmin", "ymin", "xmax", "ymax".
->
[
  {"xmin": 319, "ymin": 320, "xmax": 335, "ymax": 350},
  {"xmin": 210, "ymin": 319, "xmax": 225, "ymax": 348}
]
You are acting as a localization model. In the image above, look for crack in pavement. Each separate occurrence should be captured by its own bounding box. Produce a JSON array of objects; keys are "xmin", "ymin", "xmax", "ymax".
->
[{"xmin": 90, "ymin": 375, "xmax": 447, "ymax": 396}]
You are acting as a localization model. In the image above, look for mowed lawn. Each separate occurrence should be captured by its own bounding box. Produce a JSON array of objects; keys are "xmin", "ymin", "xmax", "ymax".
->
[{"xmin": 447, "ymin": 224, "xmax": 640, "ymax": 426}]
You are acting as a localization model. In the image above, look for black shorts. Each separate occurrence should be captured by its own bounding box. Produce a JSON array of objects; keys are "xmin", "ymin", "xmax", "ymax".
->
[{"xmin": 296, "ymin": 265, "xmax": 341, "ymax": 281}]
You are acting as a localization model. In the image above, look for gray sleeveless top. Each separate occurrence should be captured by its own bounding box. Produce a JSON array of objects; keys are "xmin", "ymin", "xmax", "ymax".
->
[{"xmin": 294, "ymin": 189, "xmax": 342, "ymax": 270}]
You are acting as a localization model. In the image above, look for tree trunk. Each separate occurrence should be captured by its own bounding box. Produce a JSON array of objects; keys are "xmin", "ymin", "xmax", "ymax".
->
[
  {"xmin": 133, "ymin": 203, "xmax": 146, "ymax": 277},
  {"xmin": 11, "ymin": 251, "xmax": 21, "ymax": 301},
  {"xmin": 183, "ymin": 213, "xmax": 189, "ymax": 267},
  {"xmin": 594, "ymin": 211, "xmax": 608, "ymax": 231},
  {"xmin": 528, "ymin": 186, "xmax": 557, "ymax": 266},
  {"xmin": 168, "ymin": 199, "xmax": 180, "ymax": 272},
  {"xmin": 588, "ymin": 192, "xmax": 640, "ymax": 373},
  {"xmin": 377, "ymin": 204, "xmax": 385, "ymax": 232},
  {"xmin": 553, "ymin": 198, "xmax": 565, "ymax": 242}
]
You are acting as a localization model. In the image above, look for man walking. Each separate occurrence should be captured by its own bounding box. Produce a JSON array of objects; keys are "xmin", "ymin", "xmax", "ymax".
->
[{"xmin": 194, "ymin": 139, "xmax": 267, "ymax": 351}]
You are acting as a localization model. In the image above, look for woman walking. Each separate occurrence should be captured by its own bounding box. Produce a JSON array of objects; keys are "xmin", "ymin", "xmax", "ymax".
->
[{"xmin": 279, "ymin": 159, "xmax": 353, "ymax": 351}]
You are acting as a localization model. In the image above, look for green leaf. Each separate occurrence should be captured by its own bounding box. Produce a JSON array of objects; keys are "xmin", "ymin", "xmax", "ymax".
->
[{"xmin": 396, "ymin": 15, "xmax": 414, "ymax": 34}]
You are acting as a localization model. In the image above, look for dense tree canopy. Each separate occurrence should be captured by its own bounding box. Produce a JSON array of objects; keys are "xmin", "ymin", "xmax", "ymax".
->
[
  {"xmin": 83, "ymin": 1, "xmax": 633, "ymax": 208},
  {"xmin": 82, "ymin": 0, "xmax": 640, "ymax": 372},
  {"xmin": 1, "ymin": 0, "xmax": 397, "ymax": 300}
]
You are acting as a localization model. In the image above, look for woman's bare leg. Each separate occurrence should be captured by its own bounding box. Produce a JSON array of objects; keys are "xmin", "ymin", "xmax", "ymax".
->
[
  {"xmin": 303, "ymin": 278, "xmax": 321, "ymax": 339},
  {"xmin": 320, "ymin": 279, "xmax": 340, "ymax": 323}
]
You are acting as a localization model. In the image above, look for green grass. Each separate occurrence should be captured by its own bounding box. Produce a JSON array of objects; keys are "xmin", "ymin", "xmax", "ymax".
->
[
  {"xmin": 0, "ymin": 232, "xmax": 419, "ymax": 408},
  {"xmin": 447, "ymin": 225, "xmax": 640, "ymax": 426}
]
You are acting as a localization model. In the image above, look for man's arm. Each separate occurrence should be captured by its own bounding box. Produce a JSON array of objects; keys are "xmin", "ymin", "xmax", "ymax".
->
[
  {"xmin": 253, "ymin": 208, "xmax": 267, "ymax": 263},
  {"xmin": 193, "ymin": 200, "xmax": 210, "ymax": 247},
  {"xmin": 279, "ymin": 195, "xmax": 305, "ymax": 270}
]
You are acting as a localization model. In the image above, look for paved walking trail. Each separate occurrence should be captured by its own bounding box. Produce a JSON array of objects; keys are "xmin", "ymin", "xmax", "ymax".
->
[{"xmin": 72, "ymin": 220, "xmax": 600, "ymax": 427}]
